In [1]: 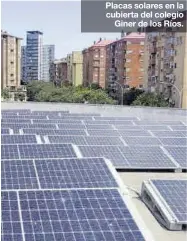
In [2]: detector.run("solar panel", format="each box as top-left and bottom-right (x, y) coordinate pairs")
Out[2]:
(32, 119), (82, 124)
(31, 110), (68, 115)
(141, 179), (187, 230)
(58, 124), (85, 129)
(18, 189), (145, 241)
(85, 124), (114, 130)
(84, 136), (123, 146)
(122, 137), (161, 146)
(87, 129), (120, 136)
(119, 130), (151, 137)
(63, 113), (101, 116)
(48, 136), (87, 145)
(170, 125), (187, 131)
(159, 138), (187, 146)
(2, 123), (57, 130)
(1, 145), (19, 160)
(94, 116), (138, 120)
(2, 123), (30, 129)
(118, 146), (177, 169)
(150, 180), (187, 222)
(164, 146), (187, 168)
(48, 115), (93, 120)
(2, 191), (23, 241)
(78, 145), (130, 167)
(18, 144), (77, 159)
(140, 125), (170, 131)
(2, 109), (30, 114)
(2, 160), (39, 189)
(1, 119), (31, 124)
(35, 157), (118, 189)
(135, 121), (184, 126)
(1, 129), (10, 134)
(22, 128), (87, 136)
(2, 135), (38, 145)
(114, 125), (142, 130)
(150, 131), (185, 137)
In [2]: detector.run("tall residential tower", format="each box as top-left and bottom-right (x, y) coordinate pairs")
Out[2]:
(42, 45), (55, 82)
(26, 31), (43, 82)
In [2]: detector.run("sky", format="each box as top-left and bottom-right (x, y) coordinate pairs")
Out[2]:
(2, 1), (119, 58)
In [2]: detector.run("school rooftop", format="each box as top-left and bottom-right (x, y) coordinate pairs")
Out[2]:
(1, 102), (187, 241)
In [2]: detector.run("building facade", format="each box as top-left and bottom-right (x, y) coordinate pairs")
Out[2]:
(1, 30), (22, 89)
(42, 45), (55, 82)
(49, 58), (67, 85)
(145, 31), (187, 108)
(71, 51), (83, 86)
(106, 33), (145, 90)
(21, 46), (26, 83)
(67, 54), (72, 83)
(26, 31), (43, 82)
(83, 40), (114, 88)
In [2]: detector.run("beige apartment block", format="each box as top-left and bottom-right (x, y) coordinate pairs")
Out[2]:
(145, 31), (187, 108)
(71, 51), (83, 86)
(144, 12), (187, 108)
(67, 54), (72, 83)
(1, 30), (22, 89)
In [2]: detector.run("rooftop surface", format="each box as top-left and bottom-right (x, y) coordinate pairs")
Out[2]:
(1, 102), (187, 241)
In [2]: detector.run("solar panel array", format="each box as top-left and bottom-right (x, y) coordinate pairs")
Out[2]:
(1, 109), (187, 170)
(2, 109), (151, 241)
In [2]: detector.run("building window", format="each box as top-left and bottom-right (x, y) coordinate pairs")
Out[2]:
(10, 61), (14, 64)
(174, 63), (177, 68)
(140, 42), (144, 45)
(10, 49), (14, 52)
(10, 74), (14, 77)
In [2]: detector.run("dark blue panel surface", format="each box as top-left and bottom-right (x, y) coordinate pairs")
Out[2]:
(48, 136), (87, 145)
(1, 145), (19, 160)
(1, 129), (10, 134)
(35, 157), (117, 189)
(2, 135), (37, 144)
(2, 160), (38, 189)
(23, 129), (86, 136)
(18, 144), (76, 159)
(159, 138), (187, 146)
(1, 191), (23, 241)
(19, 189), (145, 241)
(164, 146), (187, 168)
(151, 180), (187, 222)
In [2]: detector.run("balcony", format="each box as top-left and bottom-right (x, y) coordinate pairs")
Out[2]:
(151, 58), (156, 65)
(93, 61), (100, 67)
(151, 46), (157, 54)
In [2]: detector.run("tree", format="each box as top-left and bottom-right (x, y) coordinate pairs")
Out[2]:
(123, 87), (144, 105)
(90, 83), (102, 90)
(1, 88), (10, 100)
(132, 92), (169, 107)
(14, 92), (26, 101)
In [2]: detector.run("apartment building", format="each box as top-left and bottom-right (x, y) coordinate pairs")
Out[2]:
(1, 30), (22, 89)
(71, 51), (83, 86)
(49, 58), (67, 85)
(145, 31), (187, 108)
(144, 11), (187, 108)
(83, 40), (114, 88)
(67, 54), (72, 83)
(42, 45), (55, 82)
(26, 31), (43, 82)
(106, 33), (145, 90)
(21, 46), (26, 83)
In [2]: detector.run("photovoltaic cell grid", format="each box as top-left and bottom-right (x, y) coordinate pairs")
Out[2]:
(1, 129), (10, 134)
(164, 146), (187, 168)
(150, 131), (186, 137)
(119, 130), (151, 137)
(2, 160), (39, 190)
(78, 145), (178, 169)
(2, 123), (57, 129)
(1, 145), (20, 160)
(32, 119), (82, 124)
(2, 135), (38, 145)
(87, 129), (120, 136)
(134, 121), (184, 126)
(22, 129), (87, 136)
(18, 144), (77, 159)
(35, 158), (118, 189)
(48, 136), (88, 145)
(151, 180), (187, 222)
(1, 119), (32, 124)
(1, 191), (23, 241)
(159, 138), (187, 146)
(122, 137), (161, 146)
(118, 146), (178, 169)
(17, 189), (145, 241)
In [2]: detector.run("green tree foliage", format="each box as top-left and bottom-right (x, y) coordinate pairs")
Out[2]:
(132, 92), (169, 107)
(123, 87), (144, 105)
(90, 83), (102, 90)
(14, 92), (25, 101)
(27, 81), (116, 104)
(1, 88), (10, 100)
